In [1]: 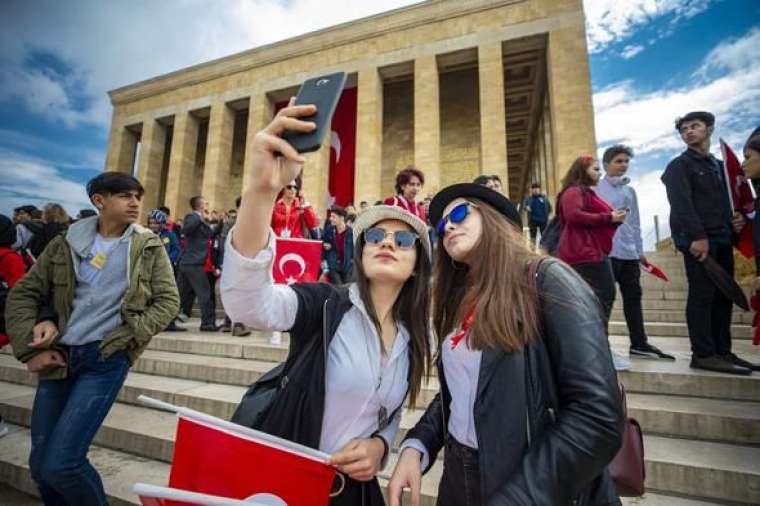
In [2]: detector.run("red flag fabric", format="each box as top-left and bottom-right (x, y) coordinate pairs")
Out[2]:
(640, 261), (670, 283)
(168, 415), (336, 506)
(273, 237), (323, 285)
(275, 87), (357, 208)
(328, 87), (357, 207)
(721, 138), (755, 258)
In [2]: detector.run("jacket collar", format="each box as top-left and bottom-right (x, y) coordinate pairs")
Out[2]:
(65, 216), (152, 259)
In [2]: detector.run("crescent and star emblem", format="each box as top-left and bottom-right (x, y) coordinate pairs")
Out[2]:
(278, 252), (306, 285)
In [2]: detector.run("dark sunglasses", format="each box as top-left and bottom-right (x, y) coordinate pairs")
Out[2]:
(436, 202), (476, 236)
(364, 227), (419, 249)
(285, 185), (298, 190)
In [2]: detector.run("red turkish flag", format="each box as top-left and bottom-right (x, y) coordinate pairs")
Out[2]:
(134, 483), (263, 506)
(273, 237), (323, 285)
(168, 415), (336, 506)
(721, 138), (755, 258)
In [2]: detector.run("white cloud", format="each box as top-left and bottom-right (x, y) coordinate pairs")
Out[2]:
(583, 0), (713, 53)
(0, 0), (422, 130)
(0, 153), (93, 219)
(594, 28), (760, 157)
(630, 169), (671, 249)
(620, 44), (645, 59)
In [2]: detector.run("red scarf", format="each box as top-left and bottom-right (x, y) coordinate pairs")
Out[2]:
(451, 306), (476, 349)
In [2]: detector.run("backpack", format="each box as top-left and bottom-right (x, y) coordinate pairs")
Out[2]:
(539, 216), (561, 256)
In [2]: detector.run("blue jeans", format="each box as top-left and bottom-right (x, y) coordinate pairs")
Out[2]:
(29, 342), (130, 506)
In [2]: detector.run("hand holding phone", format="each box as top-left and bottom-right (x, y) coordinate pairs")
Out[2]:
(282, 72), (347, 153)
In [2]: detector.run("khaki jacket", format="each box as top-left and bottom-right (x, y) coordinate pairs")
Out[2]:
(6, 219), (180, 380)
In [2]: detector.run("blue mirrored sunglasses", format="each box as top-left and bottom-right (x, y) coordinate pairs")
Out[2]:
(364, 227), (419, 249)
(436, 202), (476, 236)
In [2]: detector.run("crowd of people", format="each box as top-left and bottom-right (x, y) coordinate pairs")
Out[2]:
(0, 107), (758, 505)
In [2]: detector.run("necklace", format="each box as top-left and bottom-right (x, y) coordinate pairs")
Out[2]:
(360, 314), (401, 431)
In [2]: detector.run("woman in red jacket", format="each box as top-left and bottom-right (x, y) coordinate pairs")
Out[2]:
(557, 156), (626, 341)
(271, 179), (319, 238)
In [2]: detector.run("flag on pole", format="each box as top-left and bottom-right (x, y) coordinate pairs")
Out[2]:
(273, 237), (323, 285)
(134, 483), (273, 506)
(720, 138), (755, 258)
(136, 396), (337, 506)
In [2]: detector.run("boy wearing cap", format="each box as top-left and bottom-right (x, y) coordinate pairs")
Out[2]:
(5, 172), (179, 504)
(662, 111), (757, 375)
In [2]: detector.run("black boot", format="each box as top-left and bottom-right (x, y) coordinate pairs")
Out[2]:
(690, 355), (751, 375)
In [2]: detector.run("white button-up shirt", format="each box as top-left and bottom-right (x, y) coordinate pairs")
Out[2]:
(220, 229), (407, 459)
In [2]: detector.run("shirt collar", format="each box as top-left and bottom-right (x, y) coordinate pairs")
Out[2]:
(348, 283), (411, 348)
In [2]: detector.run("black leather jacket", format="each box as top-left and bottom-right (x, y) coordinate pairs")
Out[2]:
(405, 260), (624, 505)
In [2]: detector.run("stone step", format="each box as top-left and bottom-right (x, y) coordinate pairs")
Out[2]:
(609, 320), (754, 340)
(615, 299), (749, 312)
(0, 424), (727, 506)
(611, 308), (756, 325)
(4, 384), (758, 505)
(0, 424), (168, 506)
(608, 335), (760, 357)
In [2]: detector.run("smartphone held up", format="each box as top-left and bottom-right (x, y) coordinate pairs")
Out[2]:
(282, 72), (347, 153)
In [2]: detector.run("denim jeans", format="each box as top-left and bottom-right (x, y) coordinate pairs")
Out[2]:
(437, 436), (482, 506)
(29, 342), (130, 506)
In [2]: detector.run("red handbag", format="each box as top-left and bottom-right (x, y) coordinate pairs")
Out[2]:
(608, 384), (646, 496)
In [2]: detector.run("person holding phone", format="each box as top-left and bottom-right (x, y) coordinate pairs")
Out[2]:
(387, 183), (623, 506)
(596, 145), (675, 361)
(556, 155), (628, 370)
(221, 99), (434, 505)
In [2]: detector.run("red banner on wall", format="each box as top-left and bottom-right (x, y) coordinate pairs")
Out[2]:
(275, 87), (357, 208)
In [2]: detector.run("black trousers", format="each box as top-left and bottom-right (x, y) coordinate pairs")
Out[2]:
(610, 258), (648, 348)
(572, 259), (616, 335)
(437, 437), (482, 506)
(682, 243), (734, 358)
(528, 219), (547, 243)
(178, 264), (215, 327)
(329, 475), (384, 506)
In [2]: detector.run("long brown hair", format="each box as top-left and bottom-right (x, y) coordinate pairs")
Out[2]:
(353, 227), (432, 408)
(560, 155), (597, 192)
(432, 198), (543, 352)
(43, 203), (69, 225)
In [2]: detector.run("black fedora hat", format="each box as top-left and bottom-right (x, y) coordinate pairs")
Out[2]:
(429, 183), (521, 230)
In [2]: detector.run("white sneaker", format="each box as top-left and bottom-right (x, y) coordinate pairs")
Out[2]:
(612, 351), (632, 371)
(269, 331), (282, 346)
(176, 312), (190, 323)
(0, 419), (9, 438)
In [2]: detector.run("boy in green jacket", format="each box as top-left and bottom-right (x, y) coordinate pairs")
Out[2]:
(6, 172), (179, 505)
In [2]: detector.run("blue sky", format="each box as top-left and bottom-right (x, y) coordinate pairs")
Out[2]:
(1, 0), (758, 246)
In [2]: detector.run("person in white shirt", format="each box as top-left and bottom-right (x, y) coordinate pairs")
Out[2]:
(220, 99), (433, 506)
(596, 145), (675, 362)
(387, 183), (624, 506)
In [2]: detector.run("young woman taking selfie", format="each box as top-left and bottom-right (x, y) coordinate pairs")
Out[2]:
(387, 183), (624, 506)
(220, 99), (433, 505)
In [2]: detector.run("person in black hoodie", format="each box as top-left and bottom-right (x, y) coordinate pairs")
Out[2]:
(661, 112), (756, 375)
(388, 183), (624, 506)
(220, 99), (433, 505)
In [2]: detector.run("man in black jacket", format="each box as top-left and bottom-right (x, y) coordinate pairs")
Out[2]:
(662, 111), (757, 375)
(178, 195), (218, 331)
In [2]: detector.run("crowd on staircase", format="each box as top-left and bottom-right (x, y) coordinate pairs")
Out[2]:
(0, 108), (759, 505)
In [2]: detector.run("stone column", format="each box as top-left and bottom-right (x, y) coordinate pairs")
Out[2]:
(105, 116), (138, 174)
(414, 55), (441, 193)
(546, 20), (597, 189)
(543, 100), (558, 198)
(478, 42), (509, 194)
(242, 93), (273, 192)
(301, 135), (331, 221)
(135, 118), (167, 219)
(202, 102), (235, 212)
(354, 67), (384, 205)
(165, 111), (199, 219)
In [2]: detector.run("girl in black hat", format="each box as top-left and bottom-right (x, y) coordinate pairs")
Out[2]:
(388, 183), (624, 505)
